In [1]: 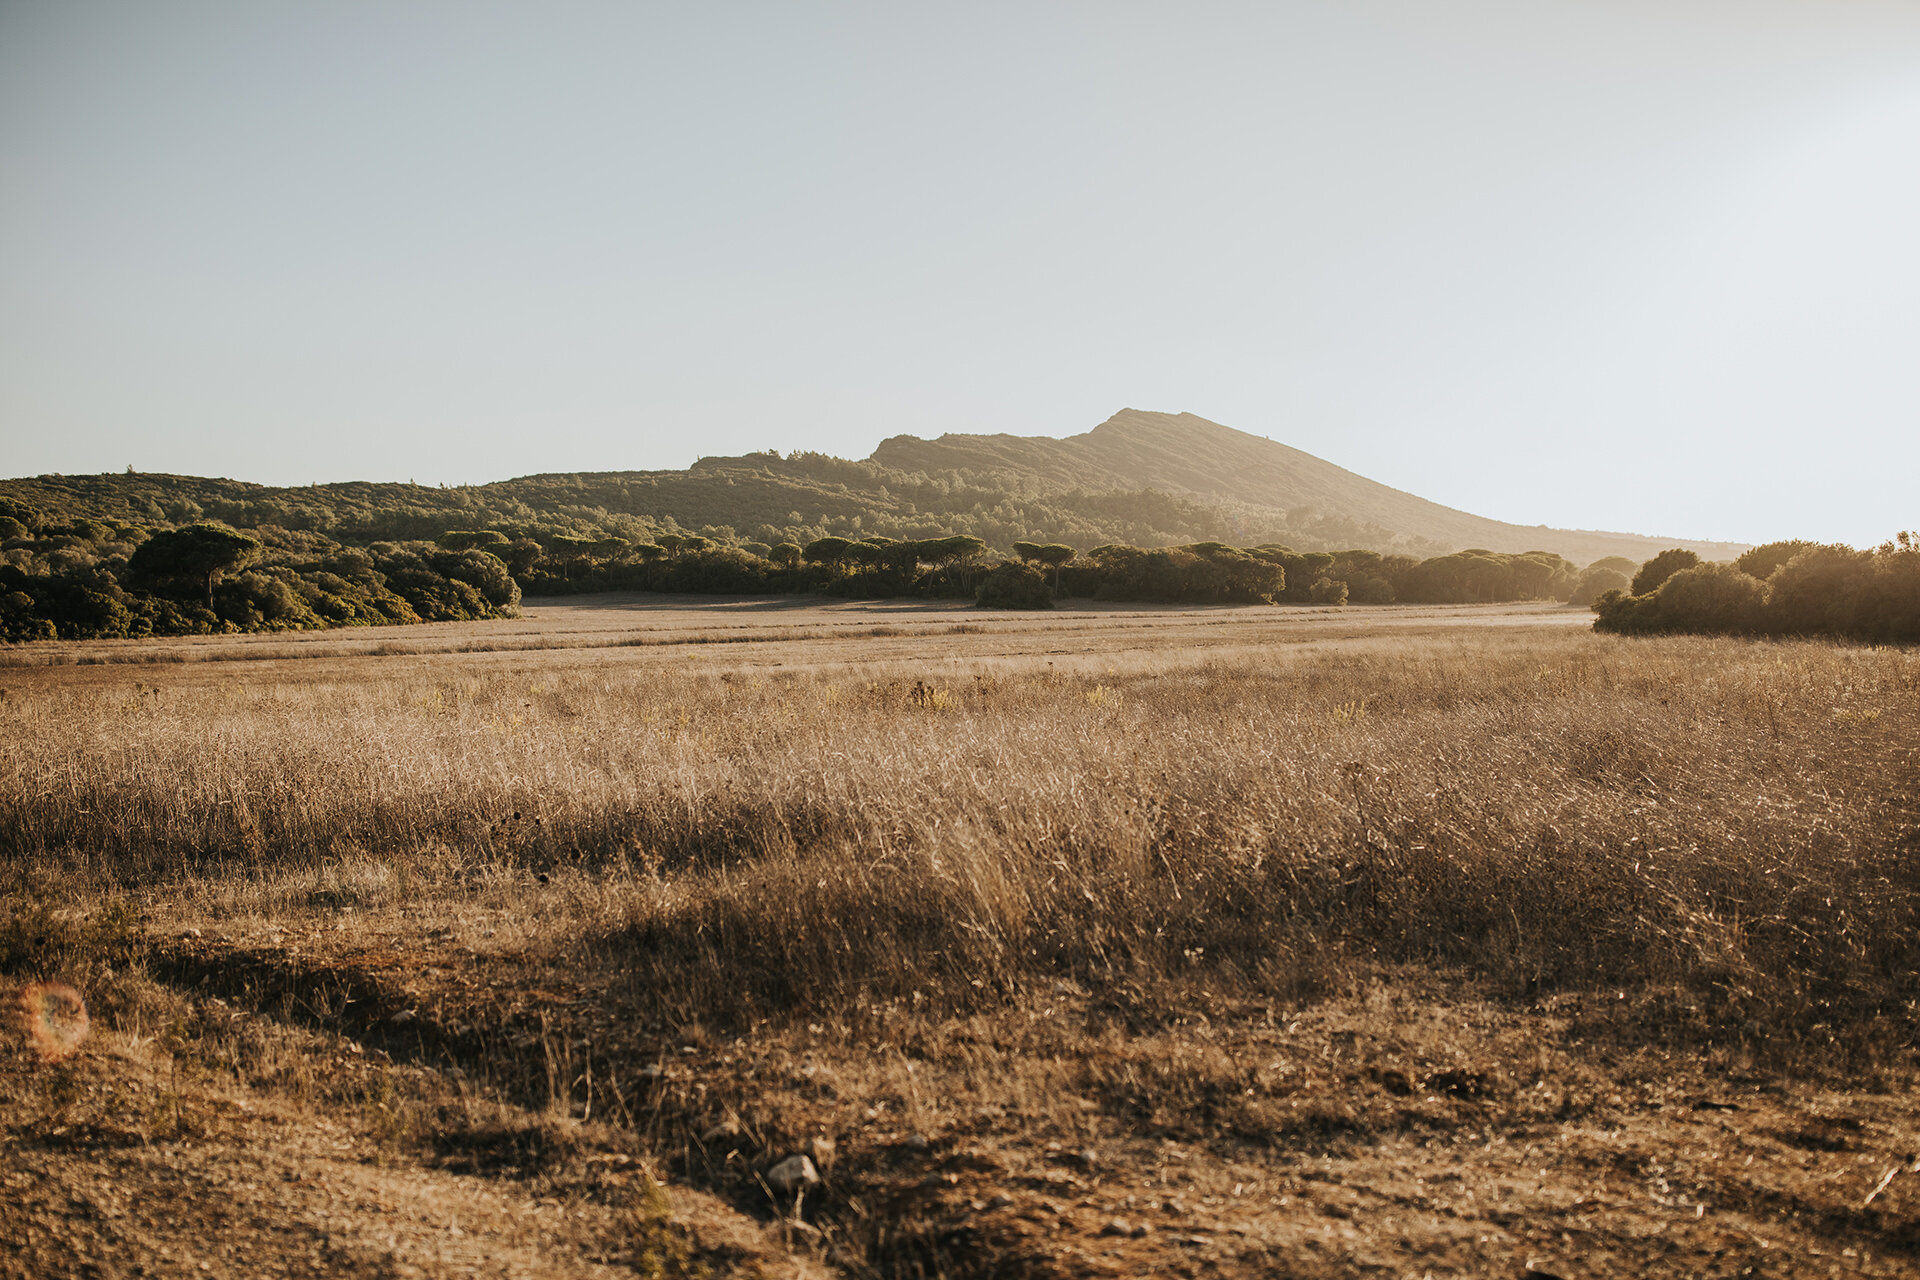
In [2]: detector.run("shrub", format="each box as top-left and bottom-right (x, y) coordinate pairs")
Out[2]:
(1646, 563), (1768, 634)
(1568, 566), (1630, 608)
(977, 561), (1054, 609)
(1308, 576), (1349, 606)
(1630, 548), (1701, 596)
(1735, 540), (1819, 581)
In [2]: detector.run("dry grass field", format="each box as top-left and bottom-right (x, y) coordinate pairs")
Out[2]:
(4, 595), (1919, 1279)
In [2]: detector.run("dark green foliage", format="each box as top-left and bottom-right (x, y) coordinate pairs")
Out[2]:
(1392, 549), (1574, 604)
(0, 497), (41, 532)
(0, 516), (515, 641)
(1595, 534), (1920, 643)
(1735, 540), (1821, 581)
(128, 522), (261, 607)
(976, 561), (1054, 609)
(802, 536), (855, 566)
(1594, 563), (1768, 636)
(1308, 576), (1349, 605)
(1567, 565), (1631, 607)
(1630, 548), (1702, 596)
(437, 529), (510, 552)
(1085, 543), (1282, 604)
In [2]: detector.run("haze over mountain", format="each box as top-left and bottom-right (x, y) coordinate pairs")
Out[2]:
(3, 408), (1745, 566)
(871, 409), (1746, 565)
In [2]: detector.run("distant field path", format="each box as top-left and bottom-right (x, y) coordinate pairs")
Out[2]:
(1, 595), (1591, 681)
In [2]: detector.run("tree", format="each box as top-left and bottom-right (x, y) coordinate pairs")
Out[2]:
(1735, 540), (1819, 581)
(128, 523), (261, 609)
(768, 542), (803, 570)
(803, 536), (855, 568)
(1631, 548), (1701, 597)
(1031, 544), (1076, 598)
(977, 561), (1053, 609)
(1308, 576), (1349, 605)
(437, 529), (509, 552)
(1568, 565), (1630, 608)
(917, 535), (989, 594)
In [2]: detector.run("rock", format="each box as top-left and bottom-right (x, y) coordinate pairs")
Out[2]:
(904, 1133), (930, 1152)
(388, 1009), (417, 1025)
(765, 1154), (820, 1196)
(986, 1193), (1014, 1210)
(807, 1135), (836, 1169)
(1131, 1222), (1152, 1238)
(1099, 1217), (1132, 1237)
(1379, 1068), (1413, 1096)
(1075, 1148), (1099, 1169)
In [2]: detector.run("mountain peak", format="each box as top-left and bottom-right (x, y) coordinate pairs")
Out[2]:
(870, 408), (1744, 563)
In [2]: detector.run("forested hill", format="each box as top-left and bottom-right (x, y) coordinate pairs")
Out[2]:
(1, 408), (1744, 562)
(874, 409), (1747, 565)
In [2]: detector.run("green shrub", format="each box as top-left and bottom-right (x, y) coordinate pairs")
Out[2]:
(977, 561), (1054, 609)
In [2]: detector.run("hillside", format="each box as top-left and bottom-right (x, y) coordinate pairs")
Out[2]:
(874, 409), (1748, 564)
(1, 408), (1746, 563)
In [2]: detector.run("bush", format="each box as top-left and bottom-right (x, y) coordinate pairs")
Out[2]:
(977, 561), (1054, 609)
(1630, 548), (1701, 596)
(1647, 563), (1768, 634)
(1308, 576), (1349, 606)
(1568, 566), (1631, 608)
(1735, 540), (1819, 581)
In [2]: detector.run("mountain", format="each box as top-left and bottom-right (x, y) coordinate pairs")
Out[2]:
(873, 408), (1747, 565)
(2, 408), (1746, 564)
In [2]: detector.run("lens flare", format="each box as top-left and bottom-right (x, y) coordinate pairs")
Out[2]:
(17, 982), (90, 1062)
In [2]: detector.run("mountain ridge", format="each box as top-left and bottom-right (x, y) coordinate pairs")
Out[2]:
(871, 408), (1746, 564)
(2, 408), (1748, 565)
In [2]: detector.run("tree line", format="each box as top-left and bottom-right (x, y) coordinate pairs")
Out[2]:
(437, 530), (1594, 610)
(0, 500), (519, 642)
(5, 488), (1630, 640)
(1591, 536), (1920, 643)
(0, 455), (1453, 572)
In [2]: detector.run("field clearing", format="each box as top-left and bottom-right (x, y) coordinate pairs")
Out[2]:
(0, 594), (1585, 675)
(4, 598), (1919, 1279)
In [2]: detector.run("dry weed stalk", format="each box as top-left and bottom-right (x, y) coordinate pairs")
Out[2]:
(3, 629), (1917, 1059)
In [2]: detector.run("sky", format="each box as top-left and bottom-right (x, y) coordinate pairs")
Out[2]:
(3, 1), (1918, 547)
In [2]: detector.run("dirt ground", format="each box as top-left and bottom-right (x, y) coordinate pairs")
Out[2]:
(9, 930), (1919, 1279)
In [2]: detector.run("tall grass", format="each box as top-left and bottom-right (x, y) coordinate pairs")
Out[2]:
(5, 630), (1917, 1059)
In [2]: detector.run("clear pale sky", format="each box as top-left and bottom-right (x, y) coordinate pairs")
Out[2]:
(3, 2), (1917, 546)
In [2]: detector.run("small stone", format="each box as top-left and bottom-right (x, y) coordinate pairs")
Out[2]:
(388, 1009), (417, 1025)
(700, 1118), (742, 1146)
(1076, 1148), (1099, 1169)
(765, 1154), (820, 1195)
(1379, 1068), (1413, 1096)
(986, 1193), (1014, 1210)
(1130, 1222), (1152, 1238)
(807, 1135), (837, 1169)
(1099, 1217), (1132, 1237)
(904, 1133), (930, 1152)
